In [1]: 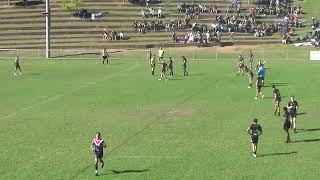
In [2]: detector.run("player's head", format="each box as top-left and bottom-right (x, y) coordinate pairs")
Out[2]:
(253, 118), (258, 123)
(104, 48), (106, 51)
(96, 132), (101, 139)
(272, 85), (275, 89)
(283, 107), (288, 111)
(290, 96), (294, 101)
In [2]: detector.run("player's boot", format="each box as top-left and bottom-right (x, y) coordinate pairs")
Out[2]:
(101, 162), (104, 168)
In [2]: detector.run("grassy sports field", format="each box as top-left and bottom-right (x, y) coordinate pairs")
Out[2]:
(0, 55), (320, 179)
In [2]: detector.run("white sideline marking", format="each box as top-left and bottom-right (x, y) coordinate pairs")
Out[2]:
(0, 64), (139, 121)
(118, 155), (181, 159)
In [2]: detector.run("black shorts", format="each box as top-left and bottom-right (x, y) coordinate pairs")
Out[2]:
(95, 152), (103, 159)
(283, 121), (291, 131)
(290, 112), (297, 118)
(251, 135), (259, 144)
(257, 85), (262, 90)
(15, 65), (21, 69)
(102, 56), (108, 60)
(275, 97), (281, 103)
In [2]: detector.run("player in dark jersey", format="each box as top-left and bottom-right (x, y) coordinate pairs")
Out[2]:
(246, 118), (263, 157)
(245, 66), (254, 88)
(248, 50), (254, 70)
(272, 85), (281, 116)
(101, 48), (109, 64)
(159, 60), (167, 80)
(182, 56), (188, 76)
(283, 107), (291, 143)
(287, 96), (299, 133)
(168, 57), (174, 77)
(255, 76), (264, 99)
(91, 132), (106, 176)
(14, 56), (22, 76)
(237, 55), (245, 76)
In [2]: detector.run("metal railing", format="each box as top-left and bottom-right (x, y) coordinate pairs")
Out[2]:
(0, 47), (313, 61)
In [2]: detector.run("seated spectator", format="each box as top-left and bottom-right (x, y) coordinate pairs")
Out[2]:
(119, 32), (124, 40)
(91, 12), (103, 21)
(102, 29), (109, 40)
(140, 9), (147, 18)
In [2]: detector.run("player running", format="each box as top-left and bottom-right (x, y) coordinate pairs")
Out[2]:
(101, 48), (110, 64)
(287, 96), (299, 133)
(246, 118), (263, 158)
(245, 66), (254, 88)
(91, 132), (106, 176)
(248, 50), (254, 70)
(237, 55), (245, 76)
(168, 57), (174, 77)
(159, 60), (167, 80)
(150, 54), (156, 75)
(255, 76), (264, 99)
(158, 47), (164, 62)
(14, 56), (22, 76)
(182, 56), (188, 76)
(272, 85), (281, 116)
(283, 107), (291, 143)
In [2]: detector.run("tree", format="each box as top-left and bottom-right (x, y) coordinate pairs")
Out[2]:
(59, 0), (81, 11)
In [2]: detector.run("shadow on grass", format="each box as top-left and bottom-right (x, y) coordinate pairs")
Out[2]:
(297, 128), (320, 133)
(53, 52), (100, 58)
(24, 73), (41, 76)
(190, 73), (206, 76)
(169, 78), (184, 81)
(110, 169), (149, 174)
(297, 112), (307, 116)
(292, 139), (320, 143)
(260, 151), (297, 157)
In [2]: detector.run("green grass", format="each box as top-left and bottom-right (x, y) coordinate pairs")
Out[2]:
(0, 57), (320, 179)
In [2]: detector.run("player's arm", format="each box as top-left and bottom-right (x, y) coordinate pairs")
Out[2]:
(246, 127), (252, 135)
(258, 128), (263, 136)
(295, 101), (298, 110)
(262, 60), (268, 65)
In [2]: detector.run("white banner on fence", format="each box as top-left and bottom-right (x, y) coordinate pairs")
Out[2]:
(310, 51), (320, 60)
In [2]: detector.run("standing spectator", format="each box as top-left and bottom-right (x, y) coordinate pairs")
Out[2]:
(172, 31), (177, 42)
(158, 8), (163, 18)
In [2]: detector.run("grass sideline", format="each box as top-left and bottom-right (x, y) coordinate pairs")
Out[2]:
(0, 58), (320, 179)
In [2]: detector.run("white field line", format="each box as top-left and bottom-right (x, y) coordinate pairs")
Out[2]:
(118, 155), (181, 159)
(0, 63), (139, 121)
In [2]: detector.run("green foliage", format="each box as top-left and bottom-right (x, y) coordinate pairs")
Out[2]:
(59, 0), (81, 11)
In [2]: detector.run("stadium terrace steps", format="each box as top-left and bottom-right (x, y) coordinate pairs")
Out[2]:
(0, 0), (299, 50)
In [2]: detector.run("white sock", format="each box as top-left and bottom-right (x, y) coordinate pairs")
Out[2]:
(95, 170), (98, 174)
